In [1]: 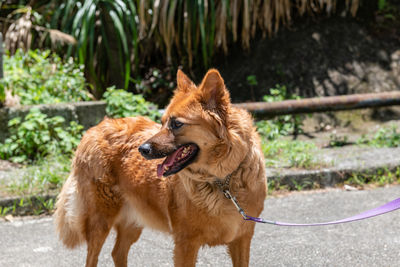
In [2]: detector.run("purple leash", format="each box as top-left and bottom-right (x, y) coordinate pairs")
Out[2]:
(223, 190), (400, 227)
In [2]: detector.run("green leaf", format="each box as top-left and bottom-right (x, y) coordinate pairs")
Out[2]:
(108, 10), (128, 55)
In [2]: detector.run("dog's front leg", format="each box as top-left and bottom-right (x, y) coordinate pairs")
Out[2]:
(227, 233), (254, 267)
(173, 238), (201, 267)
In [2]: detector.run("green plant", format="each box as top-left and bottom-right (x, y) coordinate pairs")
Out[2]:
(379, 0), (387, 10)
(357, 125), (400, 148)
(328, 133), (349, 147)
(6, 155), (70, 196)
(47, 0), (141, 93)
(246, 75), (258, 86)
(0, 81), (4, 104)
(0, 206), (11, 216)
(3, 1), (362, 98)
(261, 139), (317, 168)
(267, 179), (278, 195)
(263, 84), (288, 103)
(375, 0), (400, 23)
(0, 195), (58, 216)
(255, 85), (316, 169)
(291, 178), (316, 191)
(16, 0), (359, 95)
(356, 134), (368, 146)
(345, 173), (366, 187)
(43, 198), (54, 211)
(133, 67), (176, 96)
(0, 49), (91, 105)
(257, 85), (305, 138)
(267, 179), (291, 195)
(246, 74), (258, 100)
(34, 196), (55, 215)
(371, 125), (400, 147)
(257, 120), (285, 141)
(0, 108), (84, 163)
(257, 117), (303, 141)
(345, 168), (400, 188)
(104, 87), (161, 121)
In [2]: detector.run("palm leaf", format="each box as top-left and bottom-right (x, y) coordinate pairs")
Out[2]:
(108, 10), (128, 55)
(198, 0), (208, 67)
(39, 0), (362, 96)
(149, 0), (161, 37)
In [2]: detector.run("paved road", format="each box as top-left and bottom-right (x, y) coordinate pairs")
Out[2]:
(1, 186), (400, 267)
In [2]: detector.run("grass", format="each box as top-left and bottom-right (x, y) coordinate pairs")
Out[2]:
(0, 155), (69, 216)
(0, 195), (56, 216)
(267, 178), (320, 195)
(344, 167), (400, 188)
(4, 155), (70, 197)
(261, 138), (319, 169)
(255, 84), (319, 169)
(357, 125), (400, 148)
(328, 133), (350, 147)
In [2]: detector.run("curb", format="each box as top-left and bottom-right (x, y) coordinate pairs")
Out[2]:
(267, 146), (400, 189)
(268, 162), (400, 190)
(2, 159), (400, 216)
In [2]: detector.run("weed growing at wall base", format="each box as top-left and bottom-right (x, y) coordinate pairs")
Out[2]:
(0, 195), (57, 216)
(345, 167), (400, 188)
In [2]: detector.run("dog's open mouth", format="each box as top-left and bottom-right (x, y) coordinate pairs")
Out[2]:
(157, 143), (199, 177)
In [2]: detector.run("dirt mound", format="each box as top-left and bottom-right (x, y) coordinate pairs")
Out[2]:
(215, 15), (400, 103)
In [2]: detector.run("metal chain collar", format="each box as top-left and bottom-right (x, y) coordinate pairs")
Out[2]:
(214, 174), (232, 199)
(214, 173), (248, 219)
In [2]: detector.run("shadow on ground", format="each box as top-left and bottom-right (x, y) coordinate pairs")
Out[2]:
(214, 13), (400, 102)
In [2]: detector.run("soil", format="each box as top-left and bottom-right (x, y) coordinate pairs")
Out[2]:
(293, 106), (400, 146)
(0, 159), (20, 171)
(146, 2), (400, 106)
(211, 4), (400, 103)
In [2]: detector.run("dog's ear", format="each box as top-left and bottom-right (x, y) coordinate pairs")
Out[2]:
(177, 69), (195, 92)
(199, 69), (230, 116)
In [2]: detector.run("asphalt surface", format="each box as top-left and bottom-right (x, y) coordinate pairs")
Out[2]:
(1, 186), (400, 267)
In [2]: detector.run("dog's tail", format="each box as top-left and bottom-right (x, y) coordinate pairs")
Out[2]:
(54, 174), (85, 248)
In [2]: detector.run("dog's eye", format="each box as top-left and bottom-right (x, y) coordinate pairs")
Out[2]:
(170, 119), (184, 130)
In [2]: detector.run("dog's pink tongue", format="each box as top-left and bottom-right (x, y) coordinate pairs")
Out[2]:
(156, 147), (183, 177)
(157, 164), (164, 177)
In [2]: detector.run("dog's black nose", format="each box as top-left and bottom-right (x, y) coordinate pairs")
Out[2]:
(139, 143), (152, 158)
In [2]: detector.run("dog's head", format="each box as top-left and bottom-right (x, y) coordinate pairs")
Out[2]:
(139, 69), (237, 178)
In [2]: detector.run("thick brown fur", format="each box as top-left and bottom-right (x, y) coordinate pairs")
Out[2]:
(54, 69), (267, 267)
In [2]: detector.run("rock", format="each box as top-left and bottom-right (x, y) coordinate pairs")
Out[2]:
(344, 184), (358, 191)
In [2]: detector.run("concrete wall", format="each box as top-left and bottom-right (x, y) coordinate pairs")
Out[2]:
(0, 101), (107, 142)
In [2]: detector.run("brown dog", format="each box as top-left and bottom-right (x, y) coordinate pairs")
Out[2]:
(54, 69), (267, 267)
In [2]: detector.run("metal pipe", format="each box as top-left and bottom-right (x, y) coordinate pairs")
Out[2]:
(233, 91), (400, 118)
